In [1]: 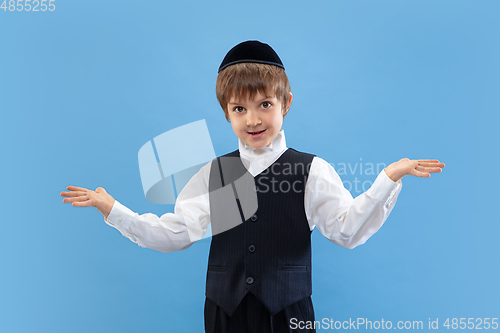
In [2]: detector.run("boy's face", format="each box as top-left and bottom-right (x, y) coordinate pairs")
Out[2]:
(227, 91), (292, 149)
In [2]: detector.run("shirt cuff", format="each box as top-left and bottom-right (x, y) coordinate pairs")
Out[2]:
(104, 200), (132, 234)
(366, 169), (403, 208)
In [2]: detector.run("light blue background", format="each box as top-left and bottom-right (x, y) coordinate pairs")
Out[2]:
(1, 0), (498, 332)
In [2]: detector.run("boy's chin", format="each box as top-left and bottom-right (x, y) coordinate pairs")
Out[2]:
(245, 140), (271, 149)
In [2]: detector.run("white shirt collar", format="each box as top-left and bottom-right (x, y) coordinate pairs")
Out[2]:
(237, 129), (288, 177)
(238, 129), (287, 158)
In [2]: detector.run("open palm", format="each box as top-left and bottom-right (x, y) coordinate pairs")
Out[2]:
(385, 158), (445, 182)
(60, 186), (115, 219)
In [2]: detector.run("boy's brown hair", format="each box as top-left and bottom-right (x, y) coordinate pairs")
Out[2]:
(216, 63), (291, 122)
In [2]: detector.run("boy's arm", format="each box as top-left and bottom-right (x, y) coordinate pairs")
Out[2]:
(62, 162), (212, 253)
(103, 161), (212, 253)
(305, 157), (402, 249)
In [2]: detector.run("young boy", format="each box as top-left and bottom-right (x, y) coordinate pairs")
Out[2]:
(61, 40), (445, 333)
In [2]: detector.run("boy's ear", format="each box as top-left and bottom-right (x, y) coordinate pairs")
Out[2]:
(283, 92), (293, 116)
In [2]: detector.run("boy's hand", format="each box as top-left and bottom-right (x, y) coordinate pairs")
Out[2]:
(384, 158), (445, 183)
(60, 186), (115, 219)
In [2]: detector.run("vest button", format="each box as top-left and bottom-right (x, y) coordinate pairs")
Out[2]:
(248, 245), (255, 253)
(250, 214), (258, 222)
(246, 277), (254, 285)
(254, 186), (259, 192)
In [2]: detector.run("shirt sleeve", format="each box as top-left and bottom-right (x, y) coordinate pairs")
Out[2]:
(305, 156), (402, 249)
(104, 161), (212, 253)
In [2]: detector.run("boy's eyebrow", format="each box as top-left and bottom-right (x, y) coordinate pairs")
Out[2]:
(228, 96), (276, 105)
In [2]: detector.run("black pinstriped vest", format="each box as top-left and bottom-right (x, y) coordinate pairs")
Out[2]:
(206, 148), (316, 316)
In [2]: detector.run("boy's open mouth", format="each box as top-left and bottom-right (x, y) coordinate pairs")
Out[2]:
(248, 129), (266, 135)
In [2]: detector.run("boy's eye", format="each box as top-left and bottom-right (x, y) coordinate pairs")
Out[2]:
(261, 102), (272, 109)
(234, 106), (245, 113)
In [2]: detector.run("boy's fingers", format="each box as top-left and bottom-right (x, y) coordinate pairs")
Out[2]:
(61, 191), (87, 197)
(417, 161), (445, 167)
(71, 200), (91, 207)
(417, 160), (445, 166)
(412, 169), (431, 178)
(416, 163), (441, 169)
(63, 196), (89, 203)
(416, 166), (442, 173)
(66, 186), (89, 191)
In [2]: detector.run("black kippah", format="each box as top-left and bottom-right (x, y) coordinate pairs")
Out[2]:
(218, 40), (285, 73)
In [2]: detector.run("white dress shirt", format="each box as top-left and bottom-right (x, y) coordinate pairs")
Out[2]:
(105, 130), (402, 252)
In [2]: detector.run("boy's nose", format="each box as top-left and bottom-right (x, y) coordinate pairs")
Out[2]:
(246, 113), (262, 127)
